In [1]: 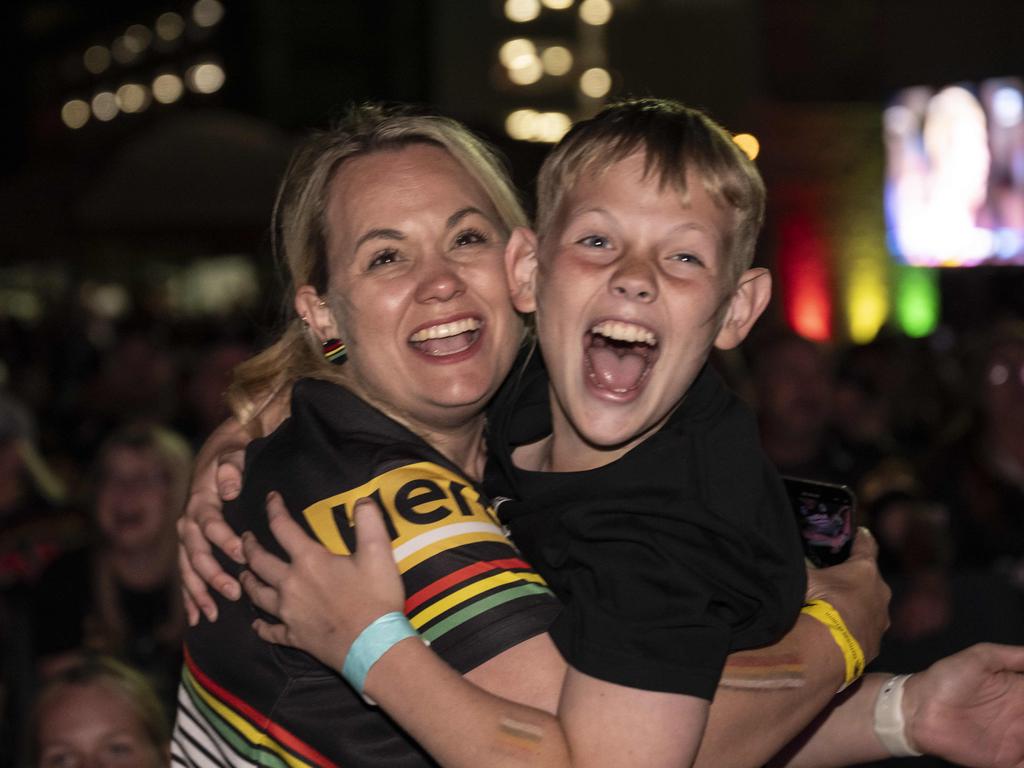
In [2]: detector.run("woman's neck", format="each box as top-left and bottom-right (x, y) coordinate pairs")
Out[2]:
(415, 416), (489, 481)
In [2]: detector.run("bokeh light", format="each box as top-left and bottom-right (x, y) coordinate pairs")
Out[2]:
(192, 0), (225, 28)
(579, 0), (613, 25)
(579, 67), (611, 98)
(90, 91), (118, 122)
(61, 99), (90, 129)
(505, 0), (541, 23)
(116, 83), (151, 113)
(541, 0), (574, 8)
(83, 45), (110, 75)
(541, 46), (573, 76)
(508, 56), (543, 85)
(124, 24), (153, 54)
(156, 12), (186, 41)
(505, 109), (571, 142)
(499, 38), (536, 68)
(732, 133), (760, 160)
(186, 62), (226, 94)
(152, 73), (185, 104)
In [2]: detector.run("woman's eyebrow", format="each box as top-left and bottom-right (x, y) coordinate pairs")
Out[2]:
(446, 206), (486, 229)
(354, 227), (405, 249)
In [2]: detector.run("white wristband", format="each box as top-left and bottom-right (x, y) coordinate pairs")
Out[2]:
(873, 674), (923, 757)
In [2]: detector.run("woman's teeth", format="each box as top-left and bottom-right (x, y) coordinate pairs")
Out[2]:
(409, 317), (481, 343)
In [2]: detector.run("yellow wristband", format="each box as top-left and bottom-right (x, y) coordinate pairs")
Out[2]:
(801, 599), (865, 691)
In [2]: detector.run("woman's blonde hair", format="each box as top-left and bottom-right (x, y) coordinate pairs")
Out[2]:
(228, 104), (528, 423)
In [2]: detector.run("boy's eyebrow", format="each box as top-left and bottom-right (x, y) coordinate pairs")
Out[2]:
(355, 228), (405, 249)
(446, 206), (487, 229)
(568, 207), (716, 235)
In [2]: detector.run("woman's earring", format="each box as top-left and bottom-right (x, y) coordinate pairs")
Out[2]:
(322, 338), (347, 364)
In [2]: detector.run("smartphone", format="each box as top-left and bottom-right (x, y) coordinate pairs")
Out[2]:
(783, 477), (856, 568)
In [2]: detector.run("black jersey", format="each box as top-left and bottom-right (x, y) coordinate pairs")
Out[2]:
(486, 351), (806, 700)
(173, 379), (559, 768)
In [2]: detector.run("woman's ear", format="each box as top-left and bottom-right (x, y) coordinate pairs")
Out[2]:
(714, 268), (772, 350)
(505, 227), (539, 313)
(294, 286), (340, 343)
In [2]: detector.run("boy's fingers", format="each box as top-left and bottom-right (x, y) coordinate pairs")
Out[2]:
(353, 498), (393, 559)
(182, 586), (200, 627)
(240, 571), (280, 616)
(215, 450), (245, 500)
(242, 531), (288, 587)
(199, 515), (245, 565)
(265, 492), (315, 558)
(252, 618), (292, 648)
(850, 526), (878, 560)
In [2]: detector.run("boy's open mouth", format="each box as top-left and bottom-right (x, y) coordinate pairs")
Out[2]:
(409, 317), (482, 356)
(584, 320), (659, 393)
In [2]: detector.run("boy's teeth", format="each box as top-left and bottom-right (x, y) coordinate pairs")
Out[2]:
(590, 321), (657, 346)
(409, 318), (481, 343)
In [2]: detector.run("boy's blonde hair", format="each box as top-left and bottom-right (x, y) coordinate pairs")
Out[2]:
(228, 104), (529, 423)
(536, 98), (766, 285)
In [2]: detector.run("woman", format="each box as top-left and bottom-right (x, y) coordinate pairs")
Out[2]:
(32, 423), (191, 713)
(177, 104), (1024, 767)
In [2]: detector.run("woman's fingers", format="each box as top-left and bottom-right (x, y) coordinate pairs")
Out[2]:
(242, 531), (289, 587)
(240, 570), (280, 617)
(353, 498), (395, 562)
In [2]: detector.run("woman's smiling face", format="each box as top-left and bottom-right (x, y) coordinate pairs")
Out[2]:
(314, 143), (523, 435)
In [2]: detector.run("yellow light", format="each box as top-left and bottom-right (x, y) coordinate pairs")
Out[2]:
(498, 38), (536, 68)
(843, 236), (890, 344)
(116, 83), (150, 113)
(156, 12), (185, 41)
(505, 0), (541, 23)
(61, 99), (90, 129)
(193, 0), (225, 28)
(541, 0), (574, 8)
(124, 24), (152, 54)
(541, 46), (573, 76)
(187, 62), (226, 94)
(83, 45), (110, 75)
(505, 109), (571, 142)
(152, 73), (184, 104)
(111, 36), (136, 65)
(579, 67), (611, 98)
(508, 56), (543, 85)
(90, 91), (118, 122)
(732, 133), (760, 161)
(579, 0), (613, 25)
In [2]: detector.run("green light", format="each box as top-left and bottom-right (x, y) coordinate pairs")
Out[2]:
(895, 266), (939, 338)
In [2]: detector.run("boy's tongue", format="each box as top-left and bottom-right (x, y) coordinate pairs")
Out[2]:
(588, 344), (648, 391)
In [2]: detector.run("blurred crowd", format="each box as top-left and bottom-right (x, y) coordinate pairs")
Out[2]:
(2, 299), (1023, 766)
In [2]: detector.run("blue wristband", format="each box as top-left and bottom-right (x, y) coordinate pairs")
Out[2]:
(341, 612), (419, 694)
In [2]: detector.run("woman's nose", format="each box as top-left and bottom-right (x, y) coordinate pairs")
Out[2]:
(416, 258), (467, 303)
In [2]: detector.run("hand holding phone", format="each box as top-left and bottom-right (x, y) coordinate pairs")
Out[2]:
(783, 476), (856, 568)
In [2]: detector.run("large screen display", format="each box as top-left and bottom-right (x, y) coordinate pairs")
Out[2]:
(884, 77), (1024, 267)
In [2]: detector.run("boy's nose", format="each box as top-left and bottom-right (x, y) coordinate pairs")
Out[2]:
(610, 259), (657, 302)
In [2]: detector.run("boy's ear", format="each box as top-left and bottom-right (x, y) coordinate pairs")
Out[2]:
(505, 227), (539, 313)
(294, 285), (341, 343)
(714, 268), (772, 350)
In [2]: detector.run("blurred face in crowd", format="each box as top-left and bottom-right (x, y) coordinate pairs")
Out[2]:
(94, 447), (171, 553)
(299, 144), (523, 437)
(36, 681), (167, 768)
(984, 338), (1024, 437)
(754, 336), (833, 438)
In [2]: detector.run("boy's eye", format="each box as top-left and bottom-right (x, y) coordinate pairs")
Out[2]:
(669, 252), (704, 266)
(367, 249), (399, 269)
(453, 228), (488, 247)
(578, 234), (611, 248)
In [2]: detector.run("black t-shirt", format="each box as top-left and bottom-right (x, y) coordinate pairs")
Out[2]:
(486, 351), (807, 699)
(174, 379), (560, 768)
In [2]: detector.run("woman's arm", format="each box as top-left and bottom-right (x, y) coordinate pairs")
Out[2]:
(244, 496), (710, 768)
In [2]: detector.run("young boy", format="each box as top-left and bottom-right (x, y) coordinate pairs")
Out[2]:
(241, 98), (811, 767)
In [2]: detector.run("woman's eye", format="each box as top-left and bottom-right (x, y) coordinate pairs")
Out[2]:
(367, 249), (398, 269)
(453, 228), (487, 247)
(578, 234), (610, 248)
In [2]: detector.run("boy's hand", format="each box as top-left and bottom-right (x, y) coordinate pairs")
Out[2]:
(242, 494), (406, 672)
(805, 528), (890, 664)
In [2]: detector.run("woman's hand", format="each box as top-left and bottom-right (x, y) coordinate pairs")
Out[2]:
(177, 417), (251, 625)
(241, 492), (406, 672)
(804, 528), (890, 664)
(905, 643), (1024, 767)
